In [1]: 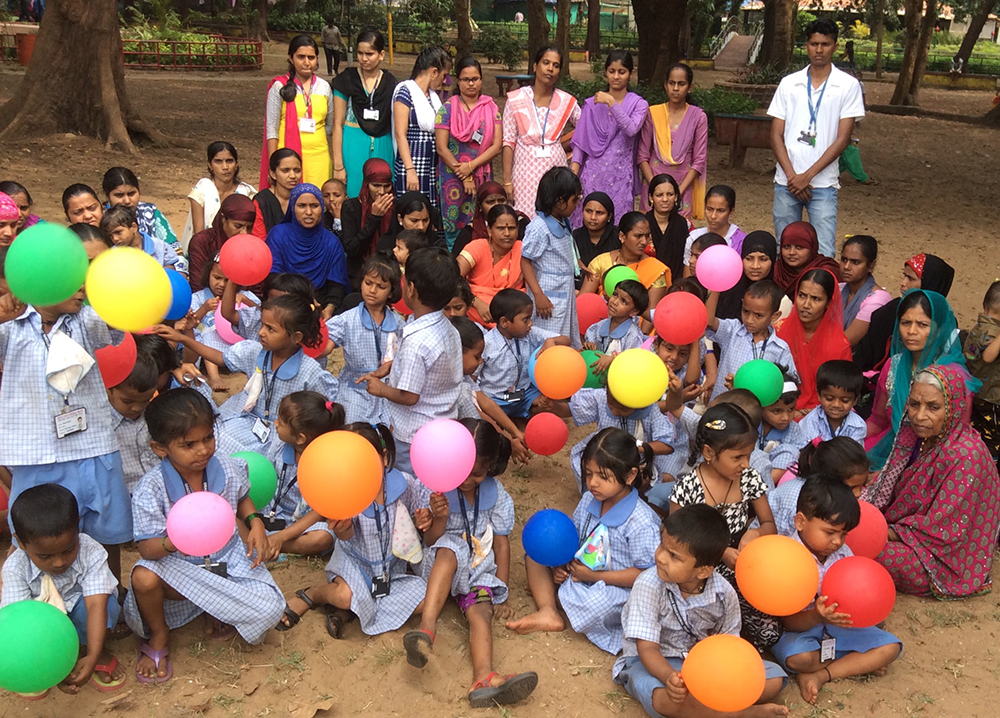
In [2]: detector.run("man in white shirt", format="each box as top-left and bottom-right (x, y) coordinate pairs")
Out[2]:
(768, 19), (865, 258)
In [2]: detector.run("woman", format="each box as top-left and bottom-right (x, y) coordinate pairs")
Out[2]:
(776, 268), (851, 413)
(375, 192), (441, 254)
(773, 221), (842, 299)
(252, 149), (303, 239)
(569, 50), (648, 223)
(457, 204), (524, 327)
(580, 211), (669, 310)
(188, 194), (258, 292)
(263, 35), (333, 189)
(864, 364), (1000, 598)
(840, 234), (891, 347)
(451, 181), (528, 259)
(638, 63), (708, 219)
(266, 183), (349, 316)
(573, 191), (619, 271)
(340, 158), (394, 289)
(332, 30), (397, 197)
(435, 56), (502, 249)
(502, 46), (581, 220)
(101, 168), (178, 253)
(716, 230), (777, 321)
(182, 141), (256, 251)
(866, 290), (972, 470)
(0, 181), (40, 234)
(644, 173), (689, 282)
(62, 184), (104, 227)
(393, 46), (450, 207)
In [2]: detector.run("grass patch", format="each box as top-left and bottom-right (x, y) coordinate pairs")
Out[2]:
(278, 650), (306, 673)
(374, 644), (405, 667)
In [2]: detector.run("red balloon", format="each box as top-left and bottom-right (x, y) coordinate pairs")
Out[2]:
(845, 501), (888, 559)
(302, 319), (330, 359)
(219, 234), (273, 286)
(654, 292), (708, 346)
(821, 556), (896, 628)
(576, 293), (608, 334)
(393, 278), (412, 316)
(524, 412), (568, 455)
(95, 332), (137, 389)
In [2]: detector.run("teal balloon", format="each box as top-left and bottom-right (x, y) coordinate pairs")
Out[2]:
(580, 349), (606, 388)
(603, 265), (640, 298)
(0, 600), (78, 693)
(5, 224), (88, 307)
(233, 451), (279, 510)
(733, 359), (785, 407)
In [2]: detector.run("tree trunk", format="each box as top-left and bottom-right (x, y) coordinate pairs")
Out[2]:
(586, 0), (601, 57)
(891, 0), (931, 105)
(455, 0), (474, 58)
(875, 0), (885, 77)
(526, 0), (551, 72)
(758, 0), (795, 69)
(633, 0), (688, 84)
(556, 0), (572, 77)
(907, 0), (938, 98)
(252, 0), (270, 41)
(678, 2), (693, 58)
(956, 0), (998, 68)
(283, 0), (299, 14)
(0, 0), (187, 154)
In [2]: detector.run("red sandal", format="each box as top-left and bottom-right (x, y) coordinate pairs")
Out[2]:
(468, 670), (538, 708)
(91, 655), (127, 692)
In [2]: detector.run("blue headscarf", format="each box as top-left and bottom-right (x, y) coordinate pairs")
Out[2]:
(265, 183), (349, 291)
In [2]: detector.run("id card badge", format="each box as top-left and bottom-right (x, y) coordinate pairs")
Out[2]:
(363, 108), (380, 121)
(251, 417), (271, 444)
(55, 407), (87, 439)
(533, 144), (551, 158)
(500, 388), (526, 404)
(261, 515), (287, 531)
(471, 127), (484, 144)
(798, 129), (816, 147)
(371, 575), (390, 598)
(820, 634), (837, 662)
(201, 561), (228, 578)
(298, 117), (316, 134)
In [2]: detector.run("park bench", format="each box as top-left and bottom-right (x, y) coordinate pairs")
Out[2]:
(495, 73), (534, 96)
(714, 114), (773, 169)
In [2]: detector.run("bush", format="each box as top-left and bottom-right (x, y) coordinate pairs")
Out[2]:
(472, 26), (522, 70)
(931, 30), (964, 47)
(847, 20), (870, 39)
(732, 64), (786, 85)
(795, 12), (817, 41)
(266, 11), (326, 32)
(122, 6), (259, 68)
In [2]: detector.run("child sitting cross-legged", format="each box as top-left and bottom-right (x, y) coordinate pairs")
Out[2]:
(583, 278), (649, 374)
(773, 475), (901, 705)
(613, 504), (788, 718)
(798, 360), (866, 445)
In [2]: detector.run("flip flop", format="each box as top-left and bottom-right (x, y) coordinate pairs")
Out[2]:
(135, 642), (172, 684)
(16, 689), (49, 701)
(468, 671), (539, 708)
(90, 656), (127, 692)
(323, 607), (355, 639)
(403, 629), (434, 668)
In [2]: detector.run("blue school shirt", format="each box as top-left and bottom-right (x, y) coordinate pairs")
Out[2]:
(140, 231), (188, 275)
(584, 317), (646, 356)
(798, 406), (866, 445)
(761, 419), (808, 471)
(479, 326), (554, 398)
(705, 318), (798, 404)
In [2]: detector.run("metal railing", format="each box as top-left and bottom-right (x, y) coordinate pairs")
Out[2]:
(709, 16), (738, 59)
(122, 36), (262, 71)
(748, 21), (764, 65)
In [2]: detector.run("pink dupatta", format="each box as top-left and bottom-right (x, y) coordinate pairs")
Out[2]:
(505, 86), (577, 147)
(446, 94), (498, 148)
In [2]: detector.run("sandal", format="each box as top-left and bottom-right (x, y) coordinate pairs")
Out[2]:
(135, 642), (172, 684)
(90, 656), (127, 692)
(468, 671), (538, 708)
(16, 689), (49, 701)
(275, 588), (317, 632)
(403, 629), (434, 668)
(205, 616), (237, 641)
(324, 607), (355, 639)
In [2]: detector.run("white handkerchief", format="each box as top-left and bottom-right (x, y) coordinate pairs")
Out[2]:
(36, 574), (68, 613)
(45, 330), (95, 395)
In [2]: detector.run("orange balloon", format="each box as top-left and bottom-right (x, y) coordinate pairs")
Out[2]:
(735, 534), (820, 616)
(682, 635), (765, 712)
(534, 346), (587, 400)
(297, 431), (382, 520)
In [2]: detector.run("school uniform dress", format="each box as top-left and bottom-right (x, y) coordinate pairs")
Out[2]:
(479, 326), (554, 418)
(798, 406), (867, 445)
(753, 476), (807, 536)
(559, 489), (660, 654)
(324, 469), (431, 634)
(584, 317), (645, 357)
(235, 304), (264, 341)
(264, 442), (334, 540)
(761, 420), (808, 472)
(420, 477), (514, 605)
(0, 305), (132, 545)
(110, 405), (158, 494)
(705, 319), (798, 405)
(455, 375), (483, 420)
(124, 457), (286, 645)
(326, 304), (403, 425)
(191, 288), (260, 353)
(140, 231), (188, 276)
(521, 213), (583, 350)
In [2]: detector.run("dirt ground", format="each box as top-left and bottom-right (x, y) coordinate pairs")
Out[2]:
(0, 47), (999, 718)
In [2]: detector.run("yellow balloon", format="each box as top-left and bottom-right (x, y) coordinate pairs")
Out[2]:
(607, 348), (669, 409)
(85, 247), (172, 332)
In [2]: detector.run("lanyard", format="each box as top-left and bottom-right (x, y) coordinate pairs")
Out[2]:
(750, 333), (769, 361)
(267, 464), (298, 518)
(365, 306), (385, 365)
(667, 589), (700, 640)
(262, 352), (280, 423)
(362, 69), (381, 109)
(618, 415), (630, 433)
(370, 499), (391, 579)
(533, 92), (551, 146)
(296, 77), (314, 119)
(458, 488), (480, 553)
(504, 337), (523, 388)
(181, 479), (208, 495)
(806, 69), (829, 133)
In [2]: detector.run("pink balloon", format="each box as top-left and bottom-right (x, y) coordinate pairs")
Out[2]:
(214, 302), (246, 345)
(776, 470), (796, 487)
(696, 244), (744, 292)
(411, 419), (477, 493)
(166, 492), (236, 557)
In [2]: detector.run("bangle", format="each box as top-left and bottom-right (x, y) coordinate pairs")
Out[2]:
(334, 166), (344, 171)
(244, 512), (263, 530)
(161, 536), (176, 554)
(405, 166), (415, 171)
(503, 182), (513, 186)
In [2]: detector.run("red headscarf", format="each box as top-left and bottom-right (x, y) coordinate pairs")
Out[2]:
(773, 221), (842, 297)
(777, 267), (852, 411)
(470, 181), (507, 240)
(358, 158), (394, 249)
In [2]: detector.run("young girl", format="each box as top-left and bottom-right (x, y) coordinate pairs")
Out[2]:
(644, 173), (690, 282)
(393, 46), (450, 206)
(322, 178), (347, 233)
(0, 180), (40, 234)
(251, 148), (303, 240)
(326, 254), (404, 424)
(376, 191), (437, 253)
(221, 272), (315, 342)
(101, 167), (179, 253)
(521, 166), (583, 349)
(508, 428), (661, 655)
(182, 141), (257, 251)
(683, 185), (745, 263)
(773, 221), (842, 299)
(839, 234), (891, 346)
(279, 423), (432, 638)
(403, 419), (537, 709)
(572, 191), (618, 274)
(62, 184), (104, 227)
(669, 403), (781, 650)
(125, 389), (285, 683)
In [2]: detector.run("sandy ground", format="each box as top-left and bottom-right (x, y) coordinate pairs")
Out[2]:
(0, 47), (998, 717)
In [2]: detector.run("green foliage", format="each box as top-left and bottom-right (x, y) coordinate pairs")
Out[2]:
(472, 26), (522, 70)
(474, 21), (639, 53)
(121, 7), (259, 69)
(266, 11), (327, 32)
(347, 1), (390, 36)
(795, 12), (817, 41)
(847, 20), (871, 39)
(394, 0), (455, 46)
(733, 63), (786, 85)
(931, 31), (965, 47)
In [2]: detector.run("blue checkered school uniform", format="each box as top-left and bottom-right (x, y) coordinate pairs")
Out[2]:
(560, 489), (660, 654)
(191, 288), (260, 353)
(326, 304), (403, 425)
(456, 375), (482, 420)
(584, 317), (645, 356)
(762, 419), (808, 471)
(0, 305), (132, 544)
(123, 456), (285, 645)
(140, 231), (188, 276)
(235, 304), (263, 341)
(325, 469), (431, 634)
(479, 326), (552, 415)
(751, 476), (804, 535)
(706, 319), (798, 404)
(392, 83), (441, 207)
(420, 476), (514, 602)
(218, 341), (338, 451)
(110, 405), (158, 493)
(521, 214), (582, 350)
(264, 442), (333, 539)
(798, 406), (867, 445)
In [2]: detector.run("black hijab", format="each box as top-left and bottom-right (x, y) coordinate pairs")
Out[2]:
(647, 209), (689, 282)
(716, 230), (777, 320)
(573, 192), (620, 268)
(332, 67), (397, 137)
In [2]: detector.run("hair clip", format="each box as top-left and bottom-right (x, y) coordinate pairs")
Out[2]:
(636, 439), (644, 449)
(371, 422), (387, 449)
(325, 400), (334, 412)
(705, 419), (727, 431)
(810, 436), (822, 447)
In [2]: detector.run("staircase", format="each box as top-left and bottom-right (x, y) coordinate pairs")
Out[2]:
(715, 34), (754, 70)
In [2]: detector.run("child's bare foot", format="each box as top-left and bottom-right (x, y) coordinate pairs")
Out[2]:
(796, 668), (831, 704)
(871, 666), (888, 677)
(208, 376), (229, 392)
(505, 608), (564, 634)
(743, 704), (789, 717)
(204, 615), (237, 640)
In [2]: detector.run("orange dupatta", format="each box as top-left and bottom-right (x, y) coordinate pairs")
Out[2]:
(648, 104), (705, 220)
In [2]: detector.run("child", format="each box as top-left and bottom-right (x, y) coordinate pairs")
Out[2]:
(521, 166), (584, 349)
(773, 476), (901, 704)
(962, 279), (1000, 460)
(705, 279), (798, 404)
(222, 271), (315, 342)
(125, 389), (286, 683)
(583, 279), (648, 374)
(2, 484), (126, 696)
(260, 392), (343, 558)
(444, 277), (477, 322)
(480, 288), (571, 421)
(99, 204), (188, 276)
(327, 254), (404, 425)
(654, 334), (703, 403)
(107, 351), (160, 493)
(393, 228), (431, 274)
(658, 278), (717, 401)
(683, 185), (746, 264)
(322, 178), (347, 234)
(760, 371), (807, 483)
(613, 505), (788, 718)
(799, 359), (866, 444)
(670, 403), (781, 651)
(279, 423), (432, 638)
(508, 428), (661, 654)
(360, 247), (463, 474)
(683, 232), (726, 280)
(101, 167), (179, 252)
(404, 419), (537, 708)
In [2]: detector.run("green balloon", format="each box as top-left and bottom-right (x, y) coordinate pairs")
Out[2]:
(581, 349), (607, 389)
(233, 451), (279, 510)
(0, 600), (78, 693)
(733, 359), (785, 407)
(5, 224), (89, 307)
(603, 265), (640, 298)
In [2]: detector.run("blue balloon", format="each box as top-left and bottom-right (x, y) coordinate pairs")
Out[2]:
(522, 508), (578, 567)
(527, 346), (542, 387)
(164, 269), (193, 321)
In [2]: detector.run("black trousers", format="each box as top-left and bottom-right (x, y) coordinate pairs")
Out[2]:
(324, 48), (341, 76)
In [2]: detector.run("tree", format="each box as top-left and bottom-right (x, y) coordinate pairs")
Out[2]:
(455, 0), (474, 57)
(955, 0), (998, 70)
(757, 0), (796, 70)
(556, 0), (572, 77)
(632, 0), (689, 85)
(251, 0), (270, 41)
(586, 0), (601, 57)
(0, 0), (185, 154)
(526, 0), (551, 72)
(890, 0), (937, 105)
